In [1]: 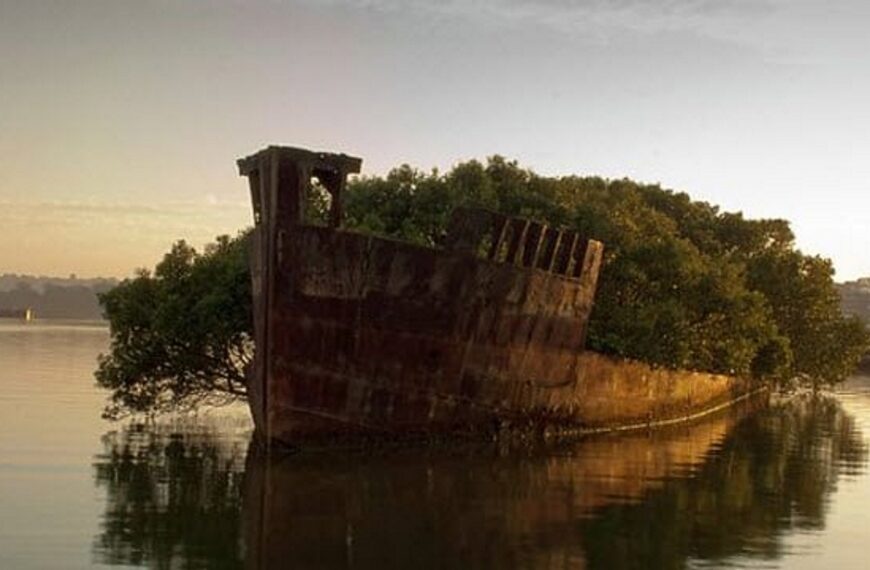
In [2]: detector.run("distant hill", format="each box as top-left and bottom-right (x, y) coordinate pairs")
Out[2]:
(837, 278), (870, 373)
(838, 278), (870, 323)
(0, 274), (118, 320)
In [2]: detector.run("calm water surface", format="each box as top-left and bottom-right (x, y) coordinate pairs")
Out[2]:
(1, 321), (869, 569)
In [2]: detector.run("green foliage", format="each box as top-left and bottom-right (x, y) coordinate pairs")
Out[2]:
(341, 156), (867, 384)
(747, 251), (868, 386)
(96, 233), (252, 419)
(98, 156), (868, 417)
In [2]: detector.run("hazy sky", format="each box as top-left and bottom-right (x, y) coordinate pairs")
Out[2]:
(2, 0), (869, 279)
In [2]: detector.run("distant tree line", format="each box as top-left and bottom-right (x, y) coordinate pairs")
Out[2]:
(838, 278), (870, 323)
(96, 157), (869, 418)
(0, 274), (116, 320)
(837, 278), (870, 372)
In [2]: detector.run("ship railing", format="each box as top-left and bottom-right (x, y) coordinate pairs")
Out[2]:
(443, 207), (601, 279)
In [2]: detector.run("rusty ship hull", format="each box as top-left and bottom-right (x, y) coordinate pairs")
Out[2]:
(239, 146), (605, 445)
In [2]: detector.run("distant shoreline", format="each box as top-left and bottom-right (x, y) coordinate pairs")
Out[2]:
(0, 317), (108, 328)
(0, 273), (117, 321)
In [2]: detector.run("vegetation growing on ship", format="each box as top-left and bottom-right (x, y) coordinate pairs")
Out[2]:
(97, 157), (868, 417)
(96, 236), (252, 418)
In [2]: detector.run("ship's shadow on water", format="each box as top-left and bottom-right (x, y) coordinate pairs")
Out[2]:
(91, 396), (867, 569)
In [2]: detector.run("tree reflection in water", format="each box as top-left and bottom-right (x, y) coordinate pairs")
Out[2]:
(580, 395), (867, 569)
(92, 395), (866, 569)
(92, 421), (248, 569)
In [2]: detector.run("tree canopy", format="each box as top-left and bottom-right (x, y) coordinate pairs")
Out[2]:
(97, 157), (868, 418)
(96, 235), (251, 419)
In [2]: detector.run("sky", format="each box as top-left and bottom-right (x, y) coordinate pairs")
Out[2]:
(2, 0), (870, 280)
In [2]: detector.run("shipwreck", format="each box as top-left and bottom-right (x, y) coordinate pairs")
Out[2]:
(239, 146), (760, 446)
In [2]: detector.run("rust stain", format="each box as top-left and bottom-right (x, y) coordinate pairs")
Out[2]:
(239, 146), (752, 446)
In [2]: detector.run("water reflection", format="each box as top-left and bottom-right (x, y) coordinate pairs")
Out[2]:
(92, 395), (866, 569)
(582, 395), (867, 569)
(92, 421), (249, 569)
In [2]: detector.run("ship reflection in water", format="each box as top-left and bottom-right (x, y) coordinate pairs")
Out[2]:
(91, 394), (867, 569)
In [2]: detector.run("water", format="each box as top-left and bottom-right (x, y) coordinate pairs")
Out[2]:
(1, 321), (869, 569)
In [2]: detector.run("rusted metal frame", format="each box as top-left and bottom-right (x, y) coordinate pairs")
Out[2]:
(571, 240), (592, 279)
(248, 170), (263, 225)
(554, 232), (580, 276)
(240, 146), (362, 232)
(548, 231), (570, 273)
(504, 219), (531, 265)
(263, 153), (279, 441)
(486, 214), (510, 261)
(240, 146), (362, 177)
(330, 175), (345, 229)
(521, 221), (547, 268)
(537, 228), (562, 272)
(312, 167), (346, 229)
(240, 146), (365, 443)
(578, 241), (605, 287)
(237, 147), (615, 440)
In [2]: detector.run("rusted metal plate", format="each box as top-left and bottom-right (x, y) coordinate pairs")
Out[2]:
(240, 146), (605, 444)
